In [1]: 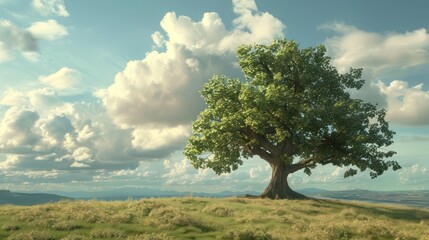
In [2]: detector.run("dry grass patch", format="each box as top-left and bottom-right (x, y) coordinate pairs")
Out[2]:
(89, 228), (125, 239)
(202, 204), (234, 217)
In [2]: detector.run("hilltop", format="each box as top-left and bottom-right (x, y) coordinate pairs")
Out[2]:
(0, 197), (428, 239)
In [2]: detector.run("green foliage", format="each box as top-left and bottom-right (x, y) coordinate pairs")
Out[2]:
(185, 38), (399, 180)
(0, 198), (428, 239)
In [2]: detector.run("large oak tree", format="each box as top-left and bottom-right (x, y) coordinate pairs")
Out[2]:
(184, 39), (400, 199)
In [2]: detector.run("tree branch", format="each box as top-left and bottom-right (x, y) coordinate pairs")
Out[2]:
(244, 145), (274, 165)
(244, 127), (281, 158)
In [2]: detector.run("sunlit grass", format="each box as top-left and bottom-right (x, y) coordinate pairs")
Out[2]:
(0, 197), (428, 239)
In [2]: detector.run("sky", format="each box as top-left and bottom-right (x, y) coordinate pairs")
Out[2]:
(0, 0), (428, 194)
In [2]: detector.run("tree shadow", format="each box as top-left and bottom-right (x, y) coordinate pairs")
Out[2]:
(313, 199), (429, 223)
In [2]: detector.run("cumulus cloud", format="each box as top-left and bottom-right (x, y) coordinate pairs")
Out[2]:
(2, 0), (287, 190)
(98, 0), (285, 160)
(32, 0), (69, 17)
(0, 19), (38, 62)
(27, 19), (68, 40)
(322, 23), (429, 125)
(0, 87), (141, 172)
(378, 80), (429, 125)
(131, 125), (190, 150)
(39, 67), (80, 90)
(0, 107), (40, 148)
(0, 89), (27, 106)
(322, 22), (429, 74)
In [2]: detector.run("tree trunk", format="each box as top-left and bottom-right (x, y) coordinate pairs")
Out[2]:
(260, 162), (307, 199)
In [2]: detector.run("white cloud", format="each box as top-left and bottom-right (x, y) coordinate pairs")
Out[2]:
(0, 155), (21, 170)
(0, 87), (146, 171)
(2, 0), (288, 191)
(151, 31), (165, 48)
(98, 0), (285, 161)
(27, 19), (68, 40)
(322, 23), (429, 74)
(249, 164), (270, 180)
(323, 23), (429, 126)
(378, 80), (429, 125)
(0, 19), (38, 62)
(221, 0), (284, 52)
(72, 147), (93, 162)
(39, 114), (74, 145)
(0, 107), (40, 147)
(28, 88), (62, 111)
(70, 161), (90, 168)
(77, 124), (97, 142)
(32, 0), (69, 17)
(39, 67), (80, 90)
(398, 164), (429, 186)
(163, 158), (189, 179)
(232, 0), (257, 15)
(0, 89), (28, 106)
(131, 125), (190, 150)
(0, 18), (68, 63)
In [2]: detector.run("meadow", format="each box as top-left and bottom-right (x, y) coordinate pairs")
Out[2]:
(0, 197), (428, 240)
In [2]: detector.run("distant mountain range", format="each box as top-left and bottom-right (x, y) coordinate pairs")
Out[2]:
(1, 188), (428, 208)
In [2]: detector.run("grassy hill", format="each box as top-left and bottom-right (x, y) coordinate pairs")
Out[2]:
(0, 197), (428, 240)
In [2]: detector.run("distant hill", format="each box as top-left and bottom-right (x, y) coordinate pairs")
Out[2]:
(2, 188), (428, 208)
(47, 187), (261, 200)
(0, 190), (71, 206)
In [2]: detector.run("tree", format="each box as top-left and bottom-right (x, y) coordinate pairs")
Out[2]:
(184, 39), (400, 199)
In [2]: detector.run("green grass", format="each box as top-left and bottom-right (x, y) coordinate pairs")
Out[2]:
(0, 197), (428, 240)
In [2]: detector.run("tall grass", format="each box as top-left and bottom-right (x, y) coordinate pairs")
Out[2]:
(0, 197), (428, 239)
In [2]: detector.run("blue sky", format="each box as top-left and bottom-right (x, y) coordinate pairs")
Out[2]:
(0, 0), (428, 194)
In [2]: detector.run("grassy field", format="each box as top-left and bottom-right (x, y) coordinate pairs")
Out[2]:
(0, 197), (428, 240)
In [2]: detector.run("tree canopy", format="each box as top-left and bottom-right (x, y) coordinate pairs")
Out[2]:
(184, 39), (400, 199)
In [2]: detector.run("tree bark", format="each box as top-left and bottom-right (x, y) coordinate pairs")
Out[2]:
(260, 162), (307, 199)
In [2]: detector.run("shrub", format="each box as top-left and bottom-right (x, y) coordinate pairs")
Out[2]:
(7, 230), (56, 240)
(31, 219), (56, 228)
(1, 224), (20, 231)
(89, 228), (125, 239)
(221, 228), (273, 240)
(111, 212), (134, 224)
(149, 206), (211, 231)
(51, 221), (81, 231)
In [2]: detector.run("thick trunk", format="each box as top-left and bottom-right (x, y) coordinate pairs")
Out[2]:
(261, 162), (307, 199)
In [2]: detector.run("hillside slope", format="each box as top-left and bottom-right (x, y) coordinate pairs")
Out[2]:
(0, 190), (70, 206)
(0, 197), (428, 240)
